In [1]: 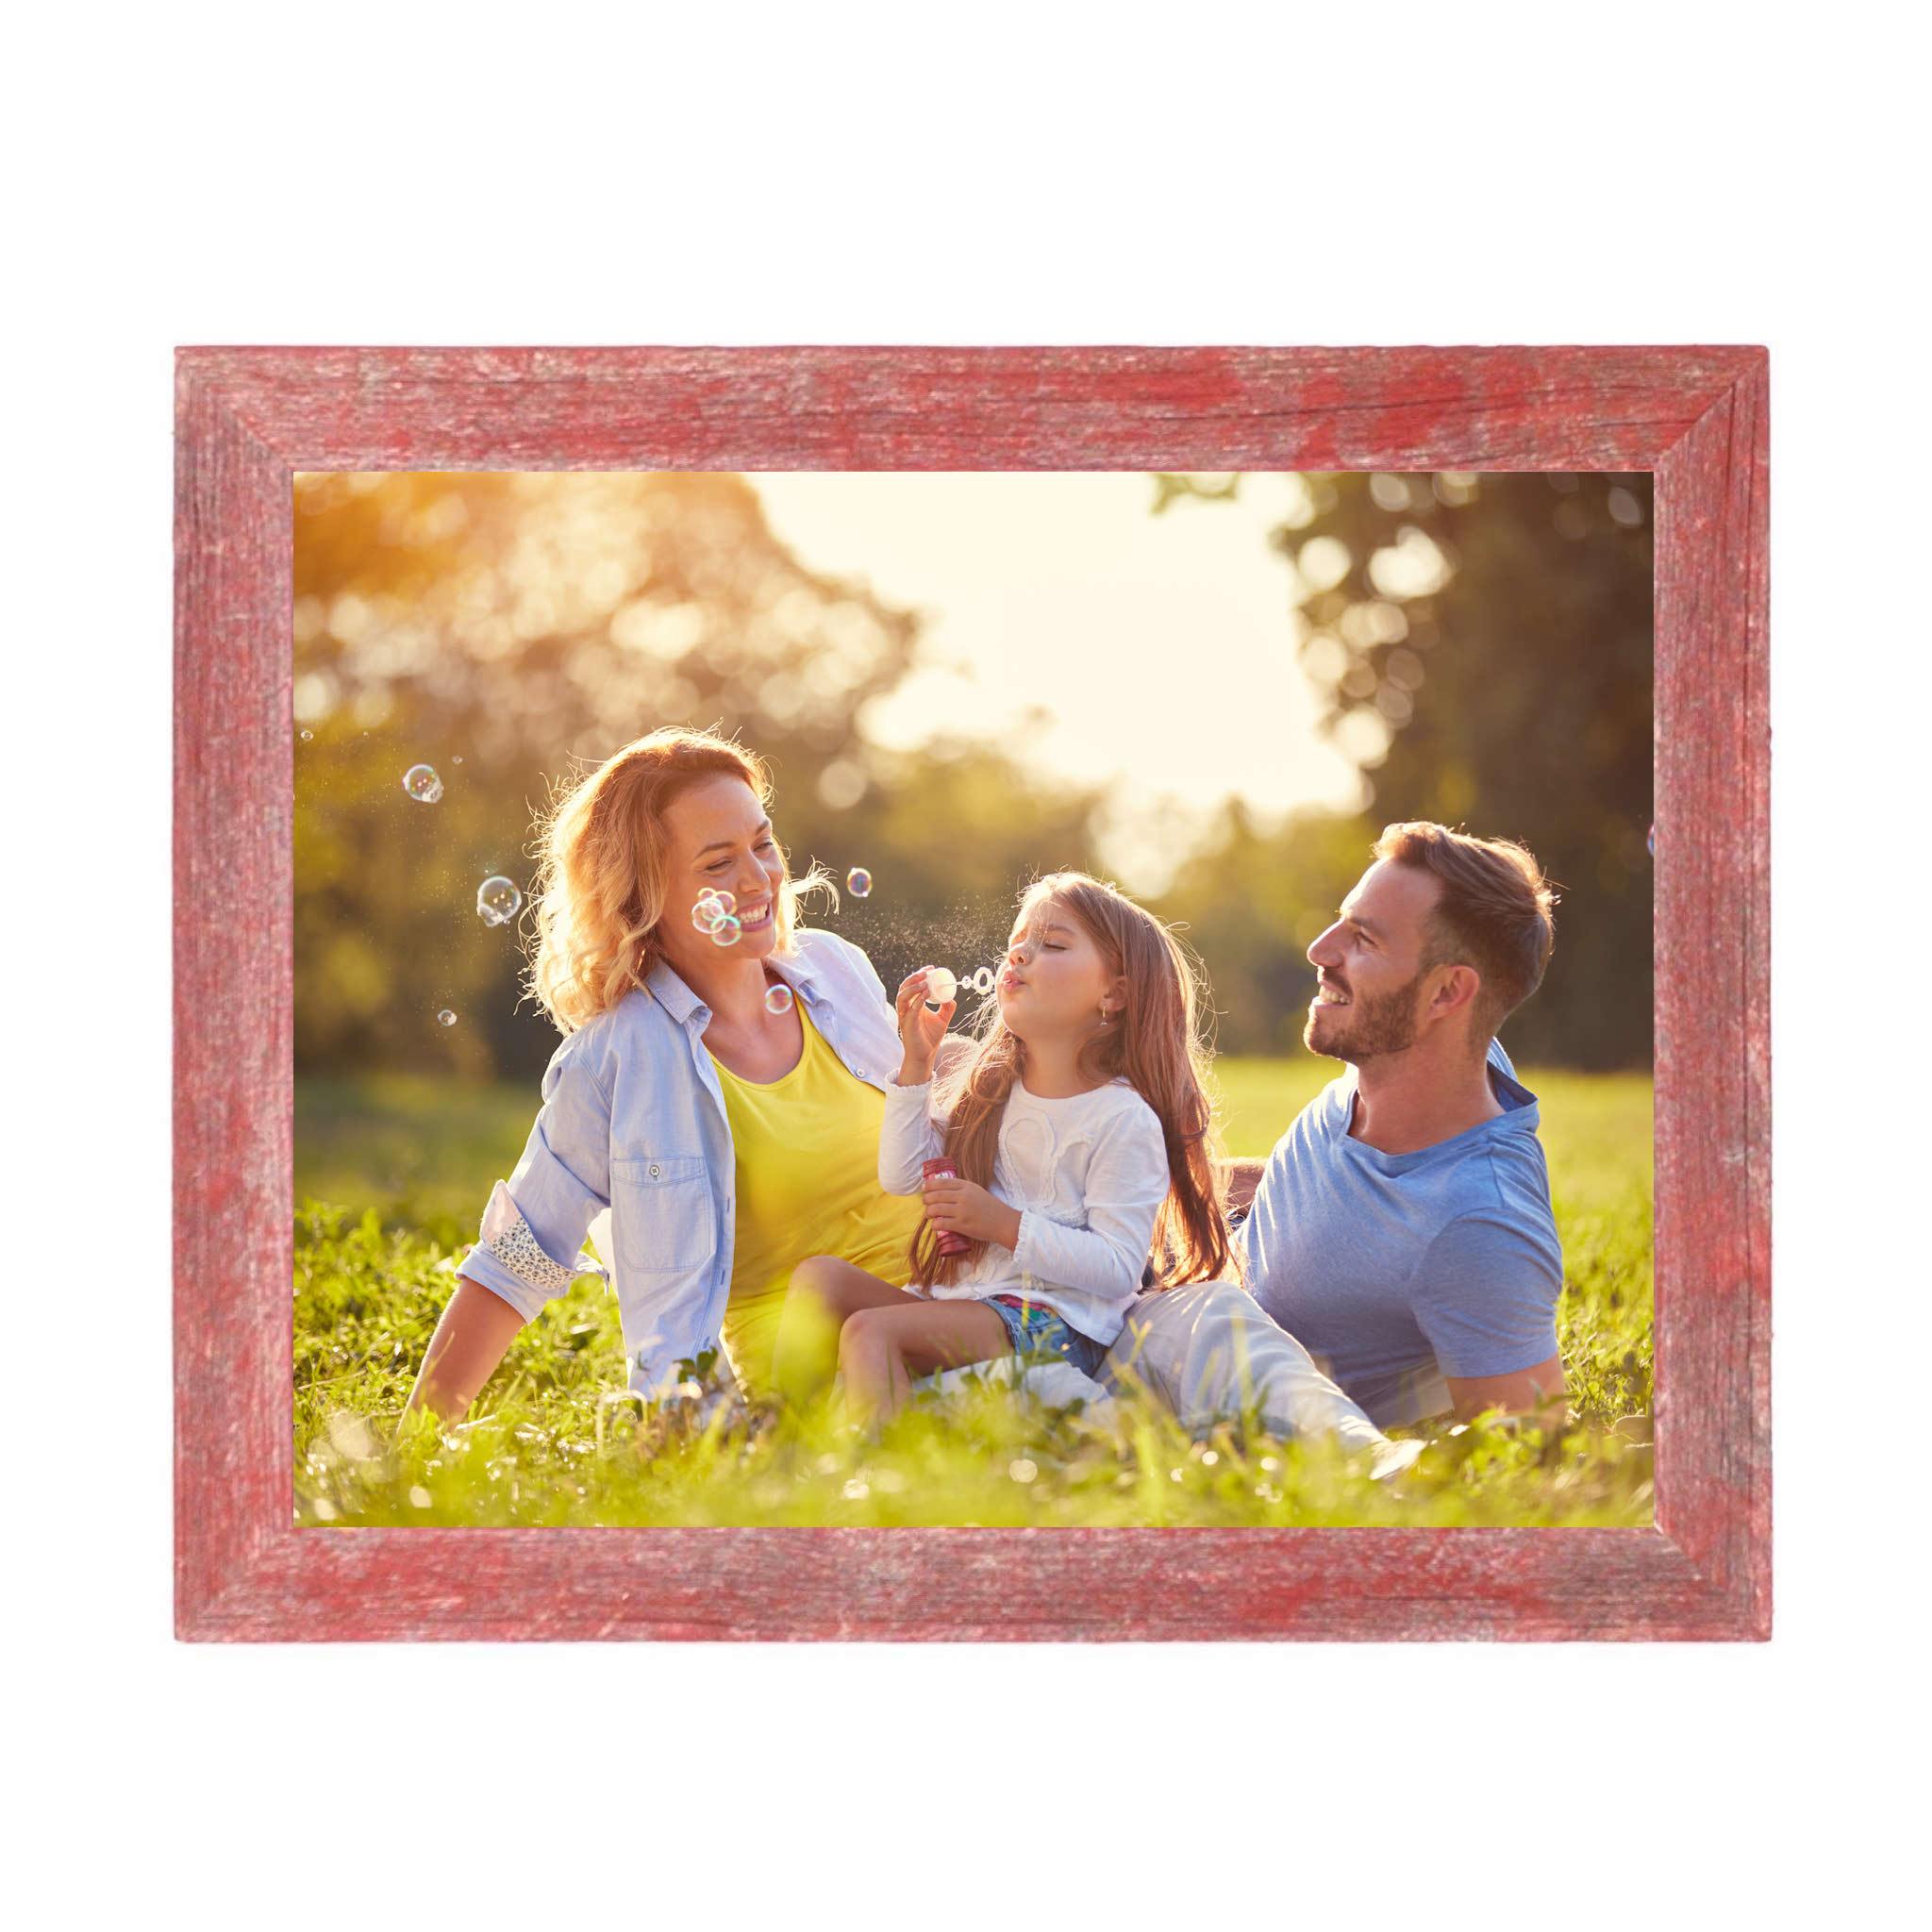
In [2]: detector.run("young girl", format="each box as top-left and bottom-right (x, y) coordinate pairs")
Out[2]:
(779, 871), (1234, 1421)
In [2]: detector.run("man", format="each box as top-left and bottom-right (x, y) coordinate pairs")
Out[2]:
(1101, 821), (1566, 1435)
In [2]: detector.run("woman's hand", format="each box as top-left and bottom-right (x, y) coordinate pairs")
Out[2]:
(893, 970), (957, 1083)
(922, 1174), (1023, 1252)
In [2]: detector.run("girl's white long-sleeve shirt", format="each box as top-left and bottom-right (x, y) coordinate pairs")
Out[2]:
(878, 1072), (1171, 1346)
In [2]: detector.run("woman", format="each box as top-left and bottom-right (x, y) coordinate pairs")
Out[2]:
(404, 724), (924, 1418)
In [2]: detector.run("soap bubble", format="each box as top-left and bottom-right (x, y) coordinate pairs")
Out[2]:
(764, 983), (795, 1016)
(436, 1008), (458, 1027)
(476, 875), (522, 927)
(452, 756), (463, 765)
(298, 728), (312, 743)
(403, 763), (443, 803)
(1647, 824), (1656, 858)
(691, 887), (739, 934)
(691, 887), (736, 932)
(923, 966), (958, 1004)
(973, 966), (995, 996)
(845, 867), (873, 899)
(710, 914), (743, 947)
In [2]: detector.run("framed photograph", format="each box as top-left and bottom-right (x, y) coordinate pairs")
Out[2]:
(176, 344), (1767, 1640)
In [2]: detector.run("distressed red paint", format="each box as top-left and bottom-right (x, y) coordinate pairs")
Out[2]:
(175, 345), (1770, 1641)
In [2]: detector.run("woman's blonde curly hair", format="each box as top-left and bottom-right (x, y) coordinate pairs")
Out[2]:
(524, 726), (832, 1035)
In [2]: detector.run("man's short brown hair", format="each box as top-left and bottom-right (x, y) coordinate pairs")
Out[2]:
(1372, 822), (1558, 1041)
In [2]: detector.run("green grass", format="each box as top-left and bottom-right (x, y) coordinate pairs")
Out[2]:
(295, 1074), (541, 1245)
(294, 1058), (1655, 1527)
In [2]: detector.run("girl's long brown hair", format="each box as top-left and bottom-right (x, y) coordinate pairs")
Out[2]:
(909, 872), (1233, 1291)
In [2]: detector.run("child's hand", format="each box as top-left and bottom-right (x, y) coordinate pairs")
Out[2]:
(893, 970), (956, 1081)
(921, 1174), (1023, 1252)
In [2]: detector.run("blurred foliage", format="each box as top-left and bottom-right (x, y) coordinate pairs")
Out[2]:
(295, 469), (1651, 1079)
(1153, 470), (1653, 1068)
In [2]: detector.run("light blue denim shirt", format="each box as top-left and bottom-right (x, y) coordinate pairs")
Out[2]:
(458, 926), (904, 1397)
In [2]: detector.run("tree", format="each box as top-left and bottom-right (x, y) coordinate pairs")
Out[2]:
(1151, 472), (1654, 1068)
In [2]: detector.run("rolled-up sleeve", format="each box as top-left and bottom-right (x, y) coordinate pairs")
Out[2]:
(1013, 1103), (1170, 1307)
(878, 1077), (946, 1195)
(460, 1038), (612, 1324)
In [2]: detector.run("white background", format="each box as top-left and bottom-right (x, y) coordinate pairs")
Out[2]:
(8, 3), (1923, 1924)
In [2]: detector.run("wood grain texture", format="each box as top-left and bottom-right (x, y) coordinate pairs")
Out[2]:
(1652, 357), (1772, 1625)
(185, 343), (1744, 472)
(174, 345), (1770, 1641)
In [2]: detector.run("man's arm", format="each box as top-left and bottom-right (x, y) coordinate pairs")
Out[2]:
(1444, 1353), (1568, 1424)
(1412, 1209), (1566, 1425)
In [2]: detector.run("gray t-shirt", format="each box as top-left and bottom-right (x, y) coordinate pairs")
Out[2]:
(1235, 1041), (1563, 1427)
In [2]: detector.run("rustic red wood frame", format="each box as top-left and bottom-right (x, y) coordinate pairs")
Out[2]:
(175, 345), (1769, 1641)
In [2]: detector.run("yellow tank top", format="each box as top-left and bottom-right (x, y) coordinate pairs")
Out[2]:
(709, 1002), (924, 1399)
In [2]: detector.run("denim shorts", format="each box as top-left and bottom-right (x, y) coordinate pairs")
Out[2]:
(987, 1295), (1108, 1376)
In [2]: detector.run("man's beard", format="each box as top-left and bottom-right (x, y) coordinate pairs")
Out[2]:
(1304, 973), (1425, 1063)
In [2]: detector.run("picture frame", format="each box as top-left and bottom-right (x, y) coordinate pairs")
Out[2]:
(175, 343), (1769, 1641)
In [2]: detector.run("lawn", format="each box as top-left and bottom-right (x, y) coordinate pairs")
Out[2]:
(293, 1057), (1654, 1527)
